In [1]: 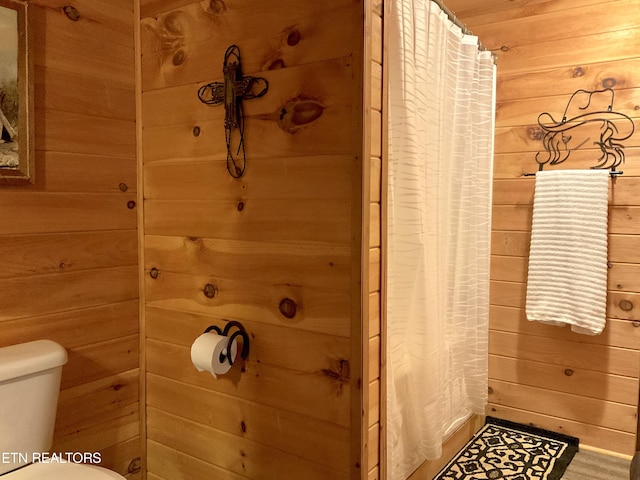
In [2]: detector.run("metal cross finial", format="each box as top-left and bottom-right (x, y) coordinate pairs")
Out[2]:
(197, 45), (269, 178)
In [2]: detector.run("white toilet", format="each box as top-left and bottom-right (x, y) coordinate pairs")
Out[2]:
(0, 340), (126, 479)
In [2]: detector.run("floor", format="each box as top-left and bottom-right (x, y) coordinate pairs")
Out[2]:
(562, 449), (630, 479)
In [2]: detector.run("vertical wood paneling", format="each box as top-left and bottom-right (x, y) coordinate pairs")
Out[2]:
(139, 1), (366, 479)
(0, 1), (139, 477)
(450, 0), (640, 456)
(366, 0), (384, 478)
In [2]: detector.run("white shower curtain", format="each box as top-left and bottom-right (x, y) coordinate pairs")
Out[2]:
(386, 1), (496, 479)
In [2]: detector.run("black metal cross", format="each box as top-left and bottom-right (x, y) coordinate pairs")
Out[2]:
(197, 45), (269, 178)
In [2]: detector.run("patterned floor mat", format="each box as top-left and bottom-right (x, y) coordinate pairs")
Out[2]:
(433, 417), (579, 480)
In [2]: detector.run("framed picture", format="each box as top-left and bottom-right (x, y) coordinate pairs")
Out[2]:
(0, 0), (33, 185)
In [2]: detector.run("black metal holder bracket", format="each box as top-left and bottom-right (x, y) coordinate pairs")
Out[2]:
(525, 88), (634, 177)
(203, 320), (250, 366)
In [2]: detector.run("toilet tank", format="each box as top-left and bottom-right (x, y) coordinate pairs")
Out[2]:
(0, 340), (68, 475)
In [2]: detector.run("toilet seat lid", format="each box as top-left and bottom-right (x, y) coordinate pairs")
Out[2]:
(3, 462), (125, 479)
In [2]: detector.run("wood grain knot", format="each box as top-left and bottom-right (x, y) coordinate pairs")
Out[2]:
(268, 59), (285, 70)
(203, 283), (217, 298)
(127, 200), (136, 209)
(208, 0), (227, 14)
(500, 45), (509, 52)
(322, 359), (350, 383)
(149, 267), (159, 279)
(619, 299), (634, 311)
(633, 321), (640, 328)
(172, 49), (186, 66)
(287, 29), (301, 46)
(119, 183), (128, 192)
(527, 126), (544, 141)
(164, 11), (187, 35)
(601, 77), (617, 89)
(237, 201), (245, 212)
(488, 386), (494, 394)
(278, 97), (324, 133)
(240, 421), (247, 433)
(127, 458), (142, 474)
(192, 125), (201, 137)
(63, 6), (80, 21)
(564, 368), (574, 377)
(572, 67), (585, 78)
(279, 298), (297, 318)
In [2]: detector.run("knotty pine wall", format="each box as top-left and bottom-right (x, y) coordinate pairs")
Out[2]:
(140, 1), (376, 479)
(449, 0), (640, 455)
(0, 1), (140, 478)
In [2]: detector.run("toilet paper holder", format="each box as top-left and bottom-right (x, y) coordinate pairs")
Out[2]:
(203, 320), (250, 366)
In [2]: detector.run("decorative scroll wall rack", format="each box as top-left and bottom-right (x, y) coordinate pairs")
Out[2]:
(525, 88), (635, 177)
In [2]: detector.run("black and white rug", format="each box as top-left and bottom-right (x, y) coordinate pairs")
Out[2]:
(434, 417), (579, 480)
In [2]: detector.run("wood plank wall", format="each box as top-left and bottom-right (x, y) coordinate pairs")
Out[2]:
(367, 1), (383, 479)
(139, 1), (368, 478)
(0, 1), (140, 477)
(449, 0), (640, 455)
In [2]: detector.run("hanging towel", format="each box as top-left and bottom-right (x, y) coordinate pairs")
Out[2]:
(525, 169), (610, 335)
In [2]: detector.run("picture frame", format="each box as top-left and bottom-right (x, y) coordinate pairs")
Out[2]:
(0, 0), (34, 185)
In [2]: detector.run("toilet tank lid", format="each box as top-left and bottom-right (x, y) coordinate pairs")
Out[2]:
(0, 340), (68, 383)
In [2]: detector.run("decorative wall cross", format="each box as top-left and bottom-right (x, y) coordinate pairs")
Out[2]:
(197, 45), (269, 178)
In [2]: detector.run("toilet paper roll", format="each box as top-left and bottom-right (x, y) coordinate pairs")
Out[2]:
(190, 332), (238, 378)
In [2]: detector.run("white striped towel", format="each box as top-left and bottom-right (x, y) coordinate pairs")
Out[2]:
(525, 169), (610, 335)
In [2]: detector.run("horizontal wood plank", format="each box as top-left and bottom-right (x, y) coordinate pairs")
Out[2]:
(33, 5), (134, 83)
(144, 156), (351, 201)
(57, 369), (140, 429)
(142, 57), (354, 128)
(30, 0), (134, 41)
(472, 1), (640, 51)
(62, 334), (140, 389)
(147, 408), (349, 480)
(0, 266), (138, 321)
(35, 65), (135, 121)
(142, 112), (353, 163)
(496, 87), (640, 128)
(36, 109), (136, 157)
(31, 152), (137, 193)
(0, 230), (137, 278)
(147, 440), (245, 480)
(145, 306), (350, 372)
(447, 0), (609, 26)
(0, 301), (139, 349)
(490, 27), (640, 75)
(496, 58), (640, 102)
(494, 119), (640, 156)
(489, 330), (640, 377)
(490, 305), (640, 350)
(487, 403), (635, 455)
(145, 235), (349, 291)
(489, 354), (638, 405)
(145, 271), (351, 337)
(144, 198), (350, 244)
(146, 339), (350, 426)
(147, 374), (350, 471)
(53, 405), (139, 453)
(140, 1), (356, 90)
(0, 192), (137, 234)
